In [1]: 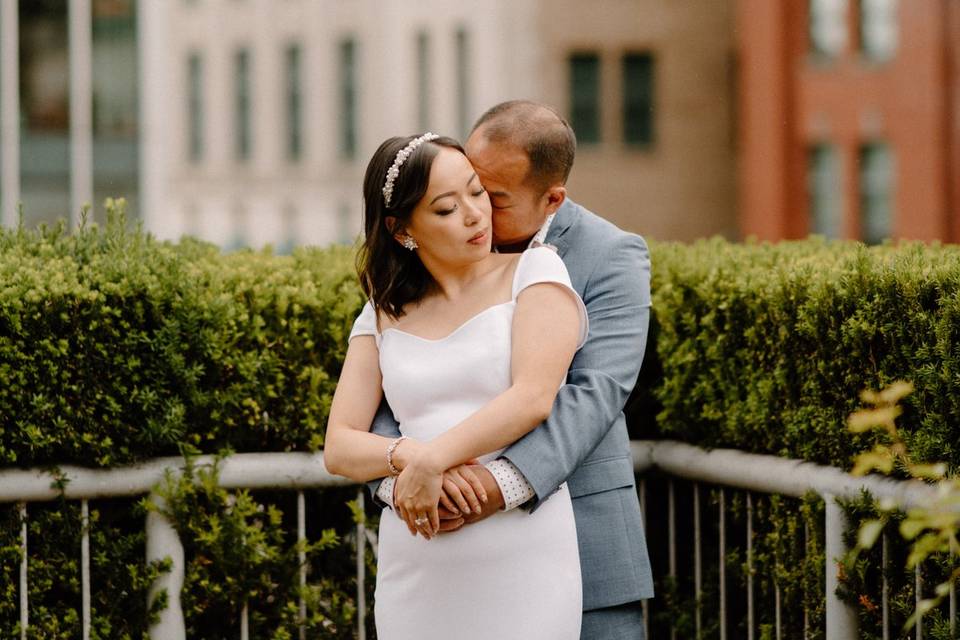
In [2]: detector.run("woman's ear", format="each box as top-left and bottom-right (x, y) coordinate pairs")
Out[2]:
(385, 216), (398, 233)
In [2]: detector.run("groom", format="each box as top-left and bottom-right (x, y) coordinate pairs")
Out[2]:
(370, 100), (654, 639)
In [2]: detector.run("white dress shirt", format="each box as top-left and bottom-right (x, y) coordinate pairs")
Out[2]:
(376, 215), (556, 511)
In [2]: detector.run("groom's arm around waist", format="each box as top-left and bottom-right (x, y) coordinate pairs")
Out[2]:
(501, 232), (651, 511)
(366, 398), (401, 508)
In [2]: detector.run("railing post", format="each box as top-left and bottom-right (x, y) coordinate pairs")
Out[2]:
(356, 488), (367, 640)
(146, 493), (186, 640)
(824, 494), (858, 639)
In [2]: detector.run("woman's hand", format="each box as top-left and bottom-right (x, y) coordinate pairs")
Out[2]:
(394, 449), (445, 539)
(439, 464), (488, 518)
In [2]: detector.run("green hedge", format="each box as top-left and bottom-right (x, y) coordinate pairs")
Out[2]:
(1, 208), (368, 638)
(5, 208), (960, 636)
(639, 236), (960, 469)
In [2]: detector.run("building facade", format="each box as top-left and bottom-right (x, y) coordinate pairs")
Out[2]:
(536, 0), (739, 241)
(736, 0), (960, 242)
(147, 0), (540, 249)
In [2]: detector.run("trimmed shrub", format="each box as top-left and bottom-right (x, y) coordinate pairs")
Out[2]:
(640, 237), (960, 469)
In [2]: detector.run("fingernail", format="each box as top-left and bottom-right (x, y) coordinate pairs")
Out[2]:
(481, 493), (488, 503)
(472, 502), (481, 512)
(462, 505), (471, 515)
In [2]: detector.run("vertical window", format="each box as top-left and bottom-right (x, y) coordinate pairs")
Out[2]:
(338, 202), (353, 244)
(569, 53), (600, 144)
(809, 0), (848, 59)
(285, 44), (302, 161)
(860, 143), (894, 244)
(622, 52), (655, 147)
(187, 52), (203, 162)
(416, 31), (430, 131)
(455, 28), (470, 139)
(278, 204), (297, 254)
(808, 144), (842, 238)
(234, 48), (252, 161)
(339, 38), (357, 160)
(860, 0), (898, 61)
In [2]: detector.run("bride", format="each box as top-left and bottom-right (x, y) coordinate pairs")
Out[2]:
(324, 132), (588, 639)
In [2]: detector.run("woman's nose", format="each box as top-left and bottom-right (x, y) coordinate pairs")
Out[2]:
(463, 199), (483, 225)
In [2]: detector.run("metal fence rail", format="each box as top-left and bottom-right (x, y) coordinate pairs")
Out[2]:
(0, 441), (948, 639)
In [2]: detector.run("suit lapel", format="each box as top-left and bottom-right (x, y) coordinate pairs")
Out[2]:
(545, 199), (579, 258)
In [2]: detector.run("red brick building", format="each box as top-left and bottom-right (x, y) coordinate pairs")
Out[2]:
(736, 0), (960, 242)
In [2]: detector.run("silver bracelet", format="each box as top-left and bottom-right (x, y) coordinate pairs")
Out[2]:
(385, 436), (408, 475)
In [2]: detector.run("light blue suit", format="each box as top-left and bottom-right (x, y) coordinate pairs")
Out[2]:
(369, 199), (654, 634)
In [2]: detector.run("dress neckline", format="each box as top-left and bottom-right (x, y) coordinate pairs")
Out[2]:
(381, 300), (515, 343)
(379, 248), (539, 343)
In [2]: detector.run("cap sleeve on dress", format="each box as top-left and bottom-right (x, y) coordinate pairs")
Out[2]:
(349, 301), (380, 343)
(512, 246), (589, 349)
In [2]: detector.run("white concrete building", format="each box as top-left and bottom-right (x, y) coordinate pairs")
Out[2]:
(142, 0), (540, 250)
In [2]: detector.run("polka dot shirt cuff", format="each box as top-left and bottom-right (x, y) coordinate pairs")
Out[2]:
(487, 458), (535, 511)
(377, 475), (397, 509)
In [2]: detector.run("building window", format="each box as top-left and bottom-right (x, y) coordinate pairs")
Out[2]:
(285, 44), (303, 161)
(339, 38), (357, 160)
(338, 202), (354, 244)
(809, 0), (848, 59)
(860, 0), (898, 61)
(416, 31), (430, 131)
(569, 53), (601, 144)
(622, 52), (655, 147)
(278, 204), (297, 254)
(187, 53), (203, 162)
(860, 143), (894, 244)
(808, 144), (842, 238)
(234, 48), (252, 161)
(455, 28), (470, 139)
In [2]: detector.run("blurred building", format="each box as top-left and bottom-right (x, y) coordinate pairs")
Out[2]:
(149, 0), (540, 249)
(538, 0), (739, 241)
(1, 0), (138, 230)
(737, 0), (960, 242)
(2, 0), (741, 248)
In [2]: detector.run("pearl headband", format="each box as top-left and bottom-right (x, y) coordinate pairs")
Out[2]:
(382, 132), (439, 207)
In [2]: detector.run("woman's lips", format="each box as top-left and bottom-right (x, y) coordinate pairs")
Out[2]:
(468, 229), (488, 244)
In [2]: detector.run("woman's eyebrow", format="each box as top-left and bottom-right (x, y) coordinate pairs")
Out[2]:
(429, 173), (480, 205)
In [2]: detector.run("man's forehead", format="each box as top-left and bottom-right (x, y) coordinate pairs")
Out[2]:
(467, 138), (528, 180)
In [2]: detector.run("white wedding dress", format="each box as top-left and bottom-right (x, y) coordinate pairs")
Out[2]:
(349, 246), (587, 640)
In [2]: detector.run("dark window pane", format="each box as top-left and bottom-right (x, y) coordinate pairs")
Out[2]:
(339, 38), (357, 160)
(860, 142), (894, 244)
(286, 44), (302, 161)
(188, 53), (203, 162)
(569, 53), (600, 144)
(622, 52), (654, 147)
(808, 144), (842, 237)
(416, 32), (429, 131)
(456, 28), (470, 139)
(234, 48), (251, 161)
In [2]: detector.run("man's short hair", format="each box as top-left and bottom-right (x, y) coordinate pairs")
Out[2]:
(471, 100), (577, 194)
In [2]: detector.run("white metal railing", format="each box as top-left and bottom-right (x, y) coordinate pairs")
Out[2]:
(0, 452), (362, 640)
(0, 441), (948, 639)
(632, 440), (949, 640)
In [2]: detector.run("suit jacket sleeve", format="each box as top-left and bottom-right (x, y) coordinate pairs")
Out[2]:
(501, 233), (651, 510)
(365, 397), (402, 508)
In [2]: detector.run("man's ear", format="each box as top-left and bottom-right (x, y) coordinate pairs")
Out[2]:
(542, 185), (567, 216)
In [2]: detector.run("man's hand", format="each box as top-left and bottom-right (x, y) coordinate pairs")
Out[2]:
(438, 464), (504, 533)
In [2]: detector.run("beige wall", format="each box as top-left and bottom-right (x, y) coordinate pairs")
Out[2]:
(535, 0), (738, 241)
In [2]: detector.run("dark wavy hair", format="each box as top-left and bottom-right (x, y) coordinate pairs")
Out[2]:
(356, 134), (465, 319)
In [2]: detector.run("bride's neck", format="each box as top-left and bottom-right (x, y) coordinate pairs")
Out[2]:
(423, 255), (500, 302)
